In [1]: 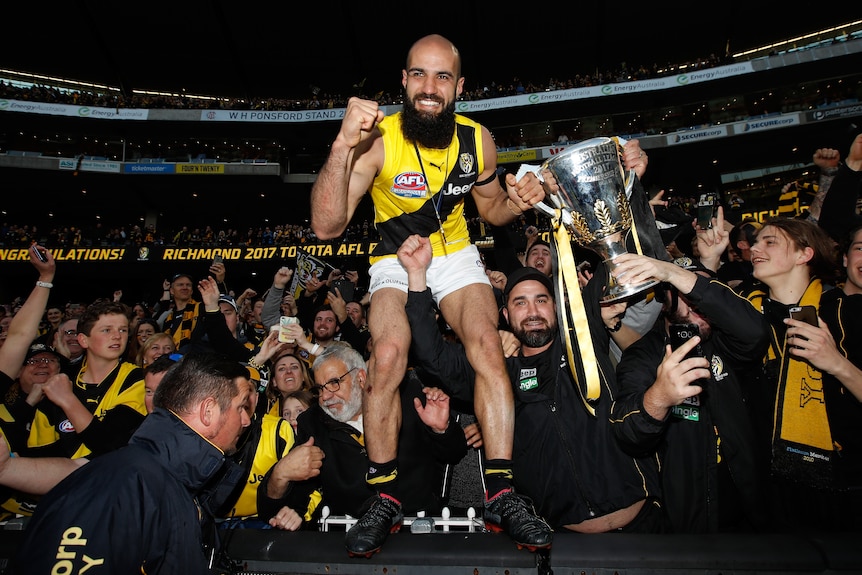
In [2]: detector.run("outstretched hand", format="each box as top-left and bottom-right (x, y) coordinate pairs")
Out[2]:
(414, 387), (451, 434)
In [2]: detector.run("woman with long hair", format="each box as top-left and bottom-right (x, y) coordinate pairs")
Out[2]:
(266, 352), (314, 417)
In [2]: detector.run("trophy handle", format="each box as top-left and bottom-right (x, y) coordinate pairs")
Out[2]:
(624, 169), (636, 196)
(534, 158), (563, 220)
(534, 200), (556, 219)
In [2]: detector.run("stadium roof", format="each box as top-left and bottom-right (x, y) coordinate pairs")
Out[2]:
(2, 4), (858, 101)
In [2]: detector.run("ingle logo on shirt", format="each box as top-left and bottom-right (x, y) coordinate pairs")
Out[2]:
(392, 172), (427, 198)
(519, 367), (538, 391)
(58, 420), (75, 433)
(672, 394), (701, 421)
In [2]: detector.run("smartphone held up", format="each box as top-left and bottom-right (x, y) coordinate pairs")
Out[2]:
(278, 316), (299, 344)
(696, 193), (719, 230)
(31, 244), (49, 263)
(669, 323), (709, 389)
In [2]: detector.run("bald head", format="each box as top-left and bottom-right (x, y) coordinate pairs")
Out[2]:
(407, 34), (461, 78)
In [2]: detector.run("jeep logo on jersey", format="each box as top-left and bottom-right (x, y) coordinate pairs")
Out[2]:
(459, 153), (475, 176)
(58, 419), (75, 433)
(392, 172), (428, 198)
(442, 182), (472, 197)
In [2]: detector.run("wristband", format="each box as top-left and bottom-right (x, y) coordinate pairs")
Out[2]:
(247, 357), (264, 370)
(36, 281), (53, 289)
(606, 319), (623, 333)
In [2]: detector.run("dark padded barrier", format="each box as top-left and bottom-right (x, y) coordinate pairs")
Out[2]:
(224, 530), (862, 574)
(3, 528), (860, 573)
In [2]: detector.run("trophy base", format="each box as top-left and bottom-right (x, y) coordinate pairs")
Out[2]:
(600, 278), (660, 304)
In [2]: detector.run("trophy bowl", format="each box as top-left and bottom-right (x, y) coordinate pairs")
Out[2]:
(536, 136), (659, 303)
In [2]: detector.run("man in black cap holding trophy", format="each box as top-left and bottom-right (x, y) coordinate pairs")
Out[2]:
(399, 234), (669, 533)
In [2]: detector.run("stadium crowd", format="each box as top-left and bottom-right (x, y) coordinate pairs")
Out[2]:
(1, 28), (861, 574)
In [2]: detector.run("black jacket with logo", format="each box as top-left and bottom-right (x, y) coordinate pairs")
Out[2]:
(257, 370), (466, 523)
(15, 408), (226, 574)
(405, 286), (662, 529)
(611, 275), (770, 533)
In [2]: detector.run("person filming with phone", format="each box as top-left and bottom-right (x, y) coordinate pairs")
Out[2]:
(610, 244), (770, 534)
(738, 217), (862, 532)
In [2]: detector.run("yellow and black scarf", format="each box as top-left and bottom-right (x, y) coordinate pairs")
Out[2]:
(747, 279), (835, 488)
(165, 299), (203, 350)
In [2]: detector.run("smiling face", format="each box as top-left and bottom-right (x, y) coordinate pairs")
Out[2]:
(400, 35), (464, 149)
(402, 35), (462, 113)
(503, 279), (558, 353)
(312, 310), (338, 343)
(750, 225), (810, 287)
(525, 244), (552, 277)
(843, 228), (862, 296)
(141, 334), (175, 367)
(169, 276), (194, 304)
(59, 318), (83, 358)
(136, 322), (156, 344)
(19, 352), (62, 392)
(45, 307), (63, 328)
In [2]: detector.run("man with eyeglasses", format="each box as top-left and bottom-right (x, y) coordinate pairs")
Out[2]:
(257, 344), (466, 538)
(0, 244), (59, 455)
(0, 344), (67, 454)
(53, 318), (84, 367)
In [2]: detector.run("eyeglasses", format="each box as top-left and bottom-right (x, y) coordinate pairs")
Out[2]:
(313, 367), (357, 393)
(63, 329), (78, 336)
(25, 357), (60, 366)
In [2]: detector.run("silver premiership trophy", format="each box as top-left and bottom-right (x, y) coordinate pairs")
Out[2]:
(535, 136), (659, 303)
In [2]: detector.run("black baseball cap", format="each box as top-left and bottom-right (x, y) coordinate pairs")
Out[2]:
(24, 343), (66, 365)
(504, 267), (555, 302)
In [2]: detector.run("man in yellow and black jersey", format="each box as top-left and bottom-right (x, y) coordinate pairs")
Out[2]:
(160, 272), (205, 352)
(160, 261), (229, 353)
(27, 300), (147, 460)
(310, 34), (557, 556)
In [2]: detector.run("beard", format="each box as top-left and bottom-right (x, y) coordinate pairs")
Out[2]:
(322, 379), (363, 423)
(401, 93), (457, 149)
(512, 317), (558, 349)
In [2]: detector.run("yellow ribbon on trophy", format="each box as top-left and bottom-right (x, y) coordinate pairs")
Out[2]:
(550, 211), (601, 416)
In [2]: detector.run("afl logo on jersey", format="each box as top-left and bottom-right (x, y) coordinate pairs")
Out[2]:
(392, 172), (428, 198)
(58, 419), (76, 433)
